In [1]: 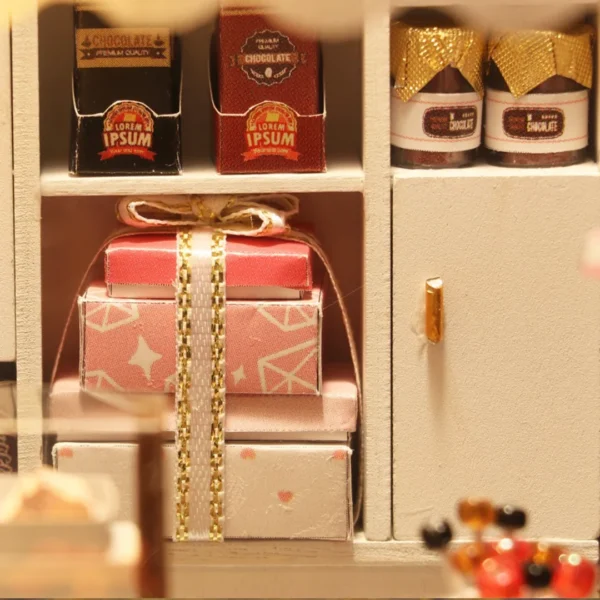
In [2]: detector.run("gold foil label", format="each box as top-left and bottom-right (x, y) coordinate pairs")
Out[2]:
(391, 21), (485, 102)
(488, 28), (593, 98)
(76, 28), (171, 69)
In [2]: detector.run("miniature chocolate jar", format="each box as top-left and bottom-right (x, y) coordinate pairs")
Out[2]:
(485, 28), (594, 168)
(390, 17), (485, 169)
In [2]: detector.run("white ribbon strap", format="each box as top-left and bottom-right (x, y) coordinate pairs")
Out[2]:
(174, 230), (227, 542)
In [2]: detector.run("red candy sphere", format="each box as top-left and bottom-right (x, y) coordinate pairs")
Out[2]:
(490, 538), (534, 563)
(552, 554), (596, 598)
(476, 557), (524, 598)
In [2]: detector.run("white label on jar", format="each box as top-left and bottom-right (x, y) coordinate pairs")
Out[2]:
(391, 90), (483, 152)
(485, 88), (589, 154)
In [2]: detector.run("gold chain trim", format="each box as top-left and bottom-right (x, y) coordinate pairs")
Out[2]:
(175, 231), (192, 542)
(209, 231), (227, 542)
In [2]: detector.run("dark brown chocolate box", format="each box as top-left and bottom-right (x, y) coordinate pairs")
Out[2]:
(213, 7), (325, 174)
(70, 7), (182, 176)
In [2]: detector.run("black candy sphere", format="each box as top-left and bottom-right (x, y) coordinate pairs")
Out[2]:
(495, 505), (527, 530)
(523, 562), (553, 589)
(420, 520), (453, 550)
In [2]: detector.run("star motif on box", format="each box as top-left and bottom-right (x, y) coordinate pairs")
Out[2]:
(258, 339), (318, 394)
(85, 371), (125, 392)
(258, 306), (317, 332)
(128, 335), (163, 381)
(85, 303), (140, 333)
(232, 365), (246, 386)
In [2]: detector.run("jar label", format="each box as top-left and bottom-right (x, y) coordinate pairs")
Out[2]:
(391, 91), (482, 152)
(76, 28), (172, 69)
(485, 89), (589, 154)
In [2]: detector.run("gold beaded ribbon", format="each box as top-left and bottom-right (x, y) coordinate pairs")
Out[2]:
(175, 229), (226, 543)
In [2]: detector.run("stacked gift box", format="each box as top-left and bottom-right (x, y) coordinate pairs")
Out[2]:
(51, 233), (357, 540)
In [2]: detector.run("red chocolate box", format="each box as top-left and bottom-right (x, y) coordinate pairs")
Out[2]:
(212, 7), (326, 174)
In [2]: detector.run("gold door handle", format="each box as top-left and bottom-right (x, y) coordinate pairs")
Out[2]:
(425, 278), (444, 344)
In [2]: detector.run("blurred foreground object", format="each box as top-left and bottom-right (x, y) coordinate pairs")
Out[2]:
(422, 497), (597, 598)
(5, 0), (592, 39)
(0, 469), (140, 596)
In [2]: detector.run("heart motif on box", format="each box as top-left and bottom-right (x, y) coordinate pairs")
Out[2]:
(278, 490), (294, 504)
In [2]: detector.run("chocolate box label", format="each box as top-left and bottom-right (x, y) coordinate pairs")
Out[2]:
(235, 30), (302, 86)
(503, 107), (565, 139)
(76, 28), (171, 68)
(423, 106), (478, 139)
(100, 102), (156, 161)
(244, 103), (300, 161)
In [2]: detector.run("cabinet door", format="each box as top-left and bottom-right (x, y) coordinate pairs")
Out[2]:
(393, 171), (600, 542)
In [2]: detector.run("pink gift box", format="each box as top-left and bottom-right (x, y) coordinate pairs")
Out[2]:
(53, 442), (353, 540)
(105, 234), (313, 300)
(79, 282), (323, 396)
(50, 365), (357, 442)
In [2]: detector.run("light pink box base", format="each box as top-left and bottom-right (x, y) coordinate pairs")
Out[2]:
(79, 283), (323, 396)
(50, 364), (358, 442)
(53, 442), (353, 541)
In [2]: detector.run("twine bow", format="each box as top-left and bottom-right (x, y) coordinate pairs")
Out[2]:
(116, 194), (299, 236)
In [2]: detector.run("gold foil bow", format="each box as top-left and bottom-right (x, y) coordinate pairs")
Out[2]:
(391, 20), (485, 102)
(116, 194), (299, 236)
(488, 26), (594, 98)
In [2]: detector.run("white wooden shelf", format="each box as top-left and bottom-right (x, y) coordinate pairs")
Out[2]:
(41, 156), (364, 197)
(166, 535), (598, 597)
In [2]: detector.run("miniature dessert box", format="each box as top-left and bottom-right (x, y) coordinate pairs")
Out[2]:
(70, 5), (182, 175)
(212, 7), (326, 174)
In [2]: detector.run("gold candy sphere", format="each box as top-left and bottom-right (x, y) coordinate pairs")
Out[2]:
(457, 498), (495, 531)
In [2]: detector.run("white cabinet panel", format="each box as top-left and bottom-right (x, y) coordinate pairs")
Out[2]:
(393, 171), (600, 541)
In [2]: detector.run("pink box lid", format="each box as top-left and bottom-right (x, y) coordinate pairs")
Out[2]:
(50, 364), (357, 442)
(105, 234), (313, 291)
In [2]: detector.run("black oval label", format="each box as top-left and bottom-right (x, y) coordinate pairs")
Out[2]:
(423, 106), (478, 139)
(503, 108), (564, 139)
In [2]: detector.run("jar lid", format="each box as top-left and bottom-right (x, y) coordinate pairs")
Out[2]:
(391, 20), (485, 102)
(488, 27), (594, 98)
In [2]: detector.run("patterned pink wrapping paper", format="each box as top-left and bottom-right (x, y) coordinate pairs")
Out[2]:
(51, 365), (357, 441)
(53, 442), (353, 540)
(79, 283), (322, 395)
(105, 234), (313, 292)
